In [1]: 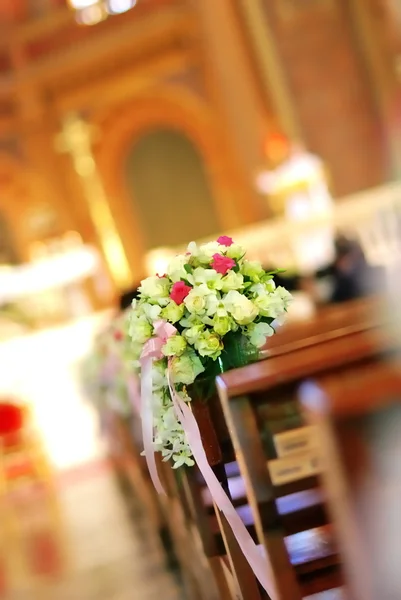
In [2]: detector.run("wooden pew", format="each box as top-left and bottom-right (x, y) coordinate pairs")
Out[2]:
(109, 411), (220, 600)
(110, 297), (390, 599)
(301, 357), (401, 600)
(175, 298), (391, 599)
(216, 326), (401, 599)
(263, 295), (384, 358)
(174, 300), (387, 599)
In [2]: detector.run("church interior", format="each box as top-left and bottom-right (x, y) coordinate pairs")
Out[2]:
(0, 1), (401, 598)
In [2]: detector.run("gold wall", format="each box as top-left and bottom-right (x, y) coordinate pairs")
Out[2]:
(0, 0), (398, 298)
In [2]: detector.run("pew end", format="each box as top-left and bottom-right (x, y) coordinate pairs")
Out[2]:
(300, 360), (401, 600)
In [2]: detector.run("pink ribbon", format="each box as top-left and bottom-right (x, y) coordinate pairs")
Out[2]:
(167, 370), (277, 599)
(127, 375), (141, 415)
(101, 354), (121, 386)
(140, 320), (177, 495)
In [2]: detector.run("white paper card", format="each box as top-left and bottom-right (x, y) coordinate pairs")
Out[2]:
(274, 426), (318, 458)
(268, 451), (321, 486)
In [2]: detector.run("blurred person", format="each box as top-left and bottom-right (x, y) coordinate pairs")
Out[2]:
(315, 235), (382, 304)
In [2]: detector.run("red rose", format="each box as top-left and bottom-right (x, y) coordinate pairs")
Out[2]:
(217, 236), (234, 247)
(211, 253), (236, 275)
(170, 281), (192, 305)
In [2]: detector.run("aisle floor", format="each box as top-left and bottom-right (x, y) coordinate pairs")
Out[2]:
(1, 463), (184, 600)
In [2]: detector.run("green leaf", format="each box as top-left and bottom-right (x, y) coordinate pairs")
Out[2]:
(184, 264), (193, 274)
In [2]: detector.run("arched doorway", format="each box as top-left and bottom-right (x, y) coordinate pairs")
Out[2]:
(124, 128), (220, 250)
(95, 90), (256, 276)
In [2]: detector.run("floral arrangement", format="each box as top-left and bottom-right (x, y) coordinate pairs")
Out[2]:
(128, 237), (292, 468)
(81, 313), (139, 418)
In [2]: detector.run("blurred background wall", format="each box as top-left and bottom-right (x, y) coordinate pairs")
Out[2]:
(0, 0), (400, 305)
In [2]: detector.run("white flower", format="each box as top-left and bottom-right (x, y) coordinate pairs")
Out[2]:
(172, 453), (195, 469)
(193, 241), (223, 263)
(223, 290), (258, 325)
(167, 255), (188, 282)
(170, 350), (205, 385)
(152, 361), (167, 390)
(254, 288), (289, 319)
(221, 271), (244, 292)
(184, 284), (219, 316)
(246, 322), (274, 347)
(266, 278), (276, 292)
(161, 301), (185, 323)
(213, 314), (233, 336)
(141, 303), (162, 322)
(187, 241), (199, 256)
(276, 286), (293, 310)
(241, 260), (264, 282)
(179, 314), (203, 328)
(189, 267), (223, 290)
(226, 243), (245, 260)
(182, 324), (205, 346)
(139, 276), (170, 300)
(128, 315), (152, 344)
(195, 330), (223, 359)
(162, 335), (187, 357)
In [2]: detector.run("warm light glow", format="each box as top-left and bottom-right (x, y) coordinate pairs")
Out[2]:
(67, 0), (137, 24)
(0, 248), (101, 303)
(68, 0), (99, 8)
(63, 231), (83, 248)
(145, 248), (175, 277)
(75, 4), (107, 25)
(264, 131), (289, 164)
(107, 0), (136, 14)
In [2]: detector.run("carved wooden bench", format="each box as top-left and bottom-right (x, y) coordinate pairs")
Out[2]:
(301, 356), (401, 600)
(215, 325), (400, 599)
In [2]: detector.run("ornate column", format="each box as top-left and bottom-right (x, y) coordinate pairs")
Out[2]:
(236, 0), (301, 141)
(56, 114), (133, 290)
(195, 0), (269, 219)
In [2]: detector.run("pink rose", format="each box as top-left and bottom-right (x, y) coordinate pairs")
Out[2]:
(170, 281), (192, 305)
(217, 236), (234, 247)
(211, 253), (236, 275)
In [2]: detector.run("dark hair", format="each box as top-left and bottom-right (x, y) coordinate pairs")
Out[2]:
(119, 286), (140, 311)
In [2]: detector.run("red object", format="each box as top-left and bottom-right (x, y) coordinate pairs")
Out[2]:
(211, 254), (236, 275)
(170, 281), (192, 305)
(0, 403), (24, 446)
(113, 330), (123, 341)
(217, 236), (234, 247)
(27, 531), (62, 577)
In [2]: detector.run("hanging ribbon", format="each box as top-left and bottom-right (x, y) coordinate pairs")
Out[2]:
(140, 320), (177, 495)
(167, 370), (277, 599)
(127, 374), (141, 415)
(139, 321), (277, 596)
